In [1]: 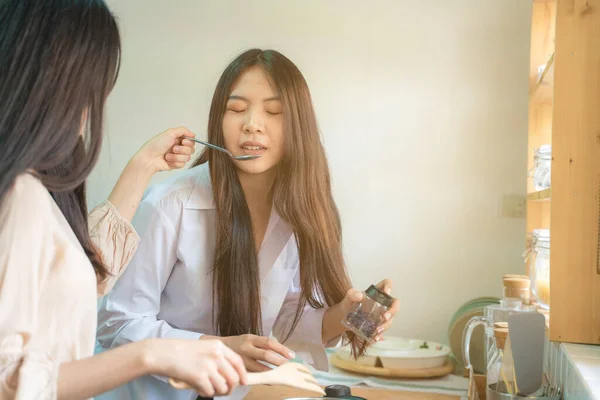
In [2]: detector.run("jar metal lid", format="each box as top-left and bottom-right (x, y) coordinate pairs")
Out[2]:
(365, 285), (394, 308)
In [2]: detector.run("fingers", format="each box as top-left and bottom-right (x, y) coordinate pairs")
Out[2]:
(253, 336), (295, 360)
(376, 278), (393, 295)
(242, 343), (288, 367)
(213, 358), (238, 391)
(373, 298), (400, 342)
(167, 126), (196, 139)
(374, 320), (392, 340)
(165, 153), (192, 163)
(181, 138), (195, 147)
(346, 288), (364, 302)
(222, 346), (248, 386)
(177, 141), (196, 153)
(192, 373), (214, 398)
(243, 357), (272, 372)
(166, 162), (186, 170)
(389, 297), (401, 317)
(233, 335), (294, 372)
(173, 144), (195, 155)
(342, 288), (364, 309)
(208, 371), (229, 396)
(164, 141), (195, 170)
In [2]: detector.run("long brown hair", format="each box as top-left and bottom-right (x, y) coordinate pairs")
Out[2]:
(193, 49), (367, 356)
(0, 0), (121, 280)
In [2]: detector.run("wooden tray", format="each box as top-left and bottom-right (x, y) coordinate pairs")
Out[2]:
(330, 352), (454, 379)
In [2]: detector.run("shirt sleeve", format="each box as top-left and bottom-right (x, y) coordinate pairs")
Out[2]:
(97, 195), (202, 381)
(272, 268), (341, 372)
(96, 195), (202, 383)
(88, 200), (140, 297)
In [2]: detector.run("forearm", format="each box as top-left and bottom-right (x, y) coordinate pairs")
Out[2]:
(57, 340), (152, 400)
(322, 303), (348, 344)
(107, 156), (155, 222)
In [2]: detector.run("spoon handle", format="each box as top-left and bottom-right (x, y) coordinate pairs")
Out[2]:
(187, 137), (231, 156)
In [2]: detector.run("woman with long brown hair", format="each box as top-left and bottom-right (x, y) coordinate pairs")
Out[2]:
(0, 0), (247, 398)
(97, 48), (400, 400)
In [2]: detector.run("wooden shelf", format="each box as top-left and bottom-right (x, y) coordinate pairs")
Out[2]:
(530, 53), (554, 105)
(527, 188), (552, 201)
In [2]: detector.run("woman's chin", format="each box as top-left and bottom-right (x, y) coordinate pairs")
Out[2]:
(234, 159), (275, 176)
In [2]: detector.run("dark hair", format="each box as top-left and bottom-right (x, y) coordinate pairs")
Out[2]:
(0, 0), (121, 279)
(193, 49), (367, 357)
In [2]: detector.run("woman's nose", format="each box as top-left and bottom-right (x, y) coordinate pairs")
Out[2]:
(242, 111), (265, 134)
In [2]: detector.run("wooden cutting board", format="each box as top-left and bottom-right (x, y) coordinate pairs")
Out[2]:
(330, 352), (454, 379)
(245, 385), (460, 399)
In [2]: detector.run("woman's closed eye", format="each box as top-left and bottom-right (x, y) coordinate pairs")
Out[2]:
(265, 105), (282, 116)
(227, 107), (246, 113)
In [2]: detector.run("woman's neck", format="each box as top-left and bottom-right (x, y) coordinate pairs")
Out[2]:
(237, 168), (277, 250)
(237, 168), (277, 207)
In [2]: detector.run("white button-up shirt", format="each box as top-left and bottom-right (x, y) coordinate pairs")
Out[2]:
(95, 164), (335, 400)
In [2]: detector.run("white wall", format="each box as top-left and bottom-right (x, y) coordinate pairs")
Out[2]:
(89, 0), (532, 345)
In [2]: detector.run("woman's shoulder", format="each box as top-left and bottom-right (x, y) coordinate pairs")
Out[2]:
(1, 173), (54, 220)
(138, 163), (215, 217)
(0, 173), (61, 249)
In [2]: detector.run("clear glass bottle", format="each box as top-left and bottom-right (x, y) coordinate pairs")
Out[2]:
(528, 145), (552, 191)
(524, 229), (550, 306)
(341, 285), (394, 342)
(532, 231), (551, 309)
(486, 323), (508, 396)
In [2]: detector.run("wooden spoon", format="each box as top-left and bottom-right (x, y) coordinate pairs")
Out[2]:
(169, 362), (325, 395)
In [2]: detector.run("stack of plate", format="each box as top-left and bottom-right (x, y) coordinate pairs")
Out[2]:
(332, 337), (453, 378)
(447, 297), (500, 374)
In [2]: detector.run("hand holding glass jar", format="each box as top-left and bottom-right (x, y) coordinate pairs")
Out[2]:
(340, 279), (400, 342)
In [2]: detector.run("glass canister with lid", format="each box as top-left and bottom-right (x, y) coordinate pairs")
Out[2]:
(532, 229), (550, 309)
(523, 229), (550, 307)
(502, 275), (531, 307)
(341, 284), (395, 342)
(528, 144), (552, 191)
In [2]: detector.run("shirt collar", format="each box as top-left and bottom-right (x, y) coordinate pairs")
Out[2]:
(184, 164), (216, 210)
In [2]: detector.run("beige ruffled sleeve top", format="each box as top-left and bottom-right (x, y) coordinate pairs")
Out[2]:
(89, 200), (140, 296)
(0, 174), (139, 399)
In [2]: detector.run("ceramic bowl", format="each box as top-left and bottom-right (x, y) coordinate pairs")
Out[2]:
(334, 337), (450, 370)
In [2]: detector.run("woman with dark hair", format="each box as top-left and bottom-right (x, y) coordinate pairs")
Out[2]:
(0, 1), (247, 398)
(97, 49), (400, 400)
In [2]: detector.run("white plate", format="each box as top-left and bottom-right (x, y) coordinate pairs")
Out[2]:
(335, 337), (451, 370)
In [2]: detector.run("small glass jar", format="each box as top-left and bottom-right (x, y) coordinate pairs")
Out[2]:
(524, 229), (549, 304)
(341, 285), (394, 342)
(528, 145), (552, 191)
(502, 275), (531, 307)
(532, 231), (550, 309)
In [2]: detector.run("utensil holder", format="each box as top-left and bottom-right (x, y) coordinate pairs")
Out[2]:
(487, 384), (561, 400)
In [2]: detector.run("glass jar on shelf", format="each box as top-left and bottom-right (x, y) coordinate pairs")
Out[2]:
(523, 229), (550, 307)
(502, 275), (531, 307)
(532, 230), (550, 309)
(528, 144), (552, 191)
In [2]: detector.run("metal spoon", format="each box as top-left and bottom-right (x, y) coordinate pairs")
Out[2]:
(186, 137), (261, 161)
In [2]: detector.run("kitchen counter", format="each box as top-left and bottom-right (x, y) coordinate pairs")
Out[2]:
(245, 385), (461, 399)
(547, 342), (600, 399)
